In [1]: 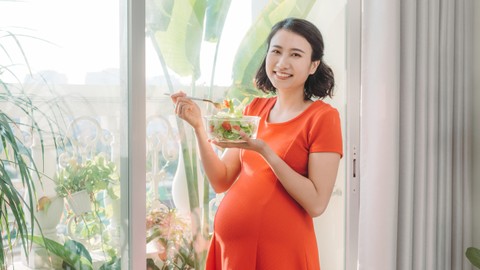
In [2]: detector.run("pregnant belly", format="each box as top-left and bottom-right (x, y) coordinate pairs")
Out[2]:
(213, 174), (311, 243)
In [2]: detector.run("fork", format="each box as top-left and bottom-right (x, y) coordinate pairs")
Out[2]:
(163, 93), (226, 110)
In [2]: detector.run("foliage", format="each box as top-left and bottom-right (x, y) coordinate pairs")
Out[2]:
(467, 247), (480, 269)
(146, 204), (195, 269)
(55, 154), (119, 199)
(32, 236), (121, 270)
(0, 27), (64, 268)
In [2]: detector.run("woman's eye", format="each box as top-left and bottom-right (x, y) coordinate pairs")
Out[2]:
(292, 53), (301, 57)
(270, 49), (280, 54)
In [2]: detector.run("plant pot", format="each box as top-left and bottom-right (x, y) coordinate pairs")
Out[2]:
(66, 190), (92, 215)
(35, 196), (64, 235)
(171, 144), (205, 214)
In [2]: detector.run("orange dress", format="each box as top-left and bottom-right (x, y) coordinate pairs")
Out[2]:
(205, 97), (343, 270)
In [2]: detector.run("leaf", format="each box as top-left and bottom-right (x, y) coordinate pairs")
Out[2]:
(204, 0), (233, 42)
(146, 258), (161, 270)
(467, 247), (480, 269)
(146, 0), (175, 32)
(99, 257), (121, 270)
(228, 0), (318, 100)
(31, 236), (93, 270)
(149, 0), (207, 79)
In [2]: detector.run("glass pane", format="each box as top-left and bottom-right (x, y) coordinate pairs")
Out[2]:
(145, 0), (347, 269)
(1, 0), (127, 269)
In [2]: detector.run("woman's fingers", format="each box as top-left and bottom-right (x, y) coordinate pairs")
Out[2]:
(175, 99), (194, 115)
(170, 91), (186, 104)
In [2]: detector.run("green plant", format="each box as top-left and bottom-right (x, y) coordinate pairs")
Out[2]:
(1, 27), (65, 268)
(146, 204), (194, 269)
(55, 154), (119, 199)
(32, 236), (121, 270)
(466, 247), (480, 269)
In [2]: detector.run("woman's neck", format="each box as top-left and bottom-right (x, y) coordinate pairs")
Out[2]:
(274, 91), (311, 111)
(268, 91), (313, 123)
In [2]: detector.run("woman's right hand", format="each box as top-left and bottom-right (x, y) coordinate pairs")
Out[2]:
(169, 91), (204, 130)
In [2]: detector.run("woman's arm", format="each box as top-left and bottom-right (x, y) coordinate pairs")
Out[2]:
(170, 92), (241, 193)
(193, 125), (242, 193)
(263, 148), (341, 217)
(217, 137), (341, 217)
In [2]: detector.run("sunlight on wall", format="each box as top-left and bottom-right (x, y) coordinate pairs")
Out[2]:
(308, 1), (347, 270)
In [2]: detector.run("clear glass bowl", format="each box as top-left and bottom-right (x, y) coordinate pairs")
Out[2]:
(204, 115), (260, 142)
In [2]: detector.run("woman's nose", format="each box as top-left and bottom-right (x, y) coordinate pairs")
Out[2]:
(275, 55), (289, 69)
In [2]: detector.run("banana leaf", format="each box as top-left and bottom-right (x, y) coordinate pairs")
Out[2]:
(204, 0), (232, 42)
(147, 3), (232, 269)
(148, 0), (207, 79)
(146, 0), (175, 32)
(228, 0), (317, 100)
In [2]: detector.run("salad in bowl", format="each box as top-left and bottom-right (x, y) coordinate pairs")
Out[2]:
(205, 98), (260, 143)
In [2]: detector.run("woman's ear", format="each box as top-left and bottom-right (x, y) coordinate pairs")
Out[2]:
(310, 60), (320, 74)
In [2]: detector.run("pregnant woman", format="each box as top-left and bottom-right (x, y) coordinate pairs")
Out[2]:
(169, 17), (343, 270)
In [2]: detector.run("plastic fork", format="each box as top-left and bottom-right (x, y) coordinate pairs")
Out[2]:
(163, 93), (226, 110)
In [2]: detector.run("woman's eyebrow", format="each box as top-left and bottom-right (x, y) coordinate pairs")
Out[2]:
(271, 44), (306, 54)
(291, 48), (306, 54)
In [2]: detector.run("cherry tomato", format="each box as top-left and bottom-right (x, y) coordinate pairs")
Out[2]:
(222, 121), (232, 131)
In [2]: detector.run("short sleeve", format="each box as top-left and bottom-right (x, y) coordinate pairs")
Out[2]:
(243, 97), (271, 117)
(308, 108), (343, 157)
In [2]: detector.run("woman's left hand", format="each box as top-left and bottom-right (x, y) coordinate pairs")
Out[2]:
(210, 131), (268, 154)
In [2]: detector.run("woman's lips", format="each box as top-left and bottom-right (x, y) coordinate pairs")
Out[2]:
(274, 71), (292, 79)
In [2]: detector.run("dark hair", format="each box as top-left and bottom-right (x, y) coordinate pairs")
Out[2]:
(254, 17), (335, 100)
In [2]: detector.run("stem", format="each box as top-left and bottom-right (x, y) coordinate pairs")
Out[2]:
(207, 38), (222, 99)
(147, 29), (199, 210)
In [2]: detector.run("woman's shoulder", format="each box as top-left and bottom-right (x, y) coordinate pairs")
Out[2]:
(250, 96), (276, 106)
(309, 99), (340, 117)
(245, 96), (276, 115)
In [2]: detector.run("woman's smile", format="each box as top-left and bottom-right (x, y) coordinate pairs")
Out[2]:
(266, 29), (316, 92)
(274, 71), (292, 79)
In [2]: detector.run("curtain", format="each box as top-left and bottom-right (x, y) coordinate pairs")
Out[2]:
(357, 0), (474, 269)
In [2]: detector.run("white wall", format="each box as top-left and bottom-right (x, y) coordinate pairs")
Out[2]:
(308, 2), (347, 270)
(473, 0), (480, 250)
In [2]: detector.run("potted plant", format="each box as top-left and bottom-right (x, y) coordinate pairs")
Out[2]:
(146, 203), (195, 270)
(32, 235), (121, 270)
(55, 154), (119, 215)
(0, 28), (66, 268)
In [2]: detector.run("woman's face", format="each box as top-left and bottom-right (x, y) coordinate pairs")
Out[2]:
(265, 29), (319, 93)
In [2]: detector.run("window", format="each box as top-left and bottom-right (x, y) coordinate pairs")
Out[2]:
(1, 0), (348, 269)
